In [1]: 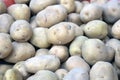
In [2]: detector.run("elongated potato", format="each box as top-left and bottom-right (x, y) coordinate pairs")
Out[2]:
(25, 55), (60, 73)
(36, 5), (67, 28)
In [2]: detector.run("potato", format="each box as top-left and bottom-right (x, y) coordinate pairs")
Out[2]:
(30, 0), (57, 14)
(5, 41), (35, 63)
(27, 70), (59, 80)
(0, 13), (14, 33)
(103, 1), (120, 24)
(55, 69), (68, 80)
(48, 22), (75, 45)
(14, 0), (29, 4)
(60, 0), (75, 13)
(75, 1), (83, 13)
(63, 68), (89, 80)
(0, 33), (12, 59)
(90, 61), (118, 80)
(30, 16), (37, 29)
(82, 39), (109, 65)
(84, 20), (108, 39)
(35, 49), (49, 56)
(30, 27), (50, 48)
(0, 74), (3, 80)
(90, 0), (108, 6)
(64, 56), (90, 72)
(0, 64), (12, 75)
(13, 61), (30, 79)
(0, 0), (6, 14)
(25, 55), (60, 73)
(113, 62), (120, 79)
(49, 45), (69, 62)
(69, 36), (88, 56)
(10, 20), (32, 42)
(80, 4), (102, 23)
(36, 5), (67, 28)
(112, 19), (120, 39)
(67, 13), (82, 25)
(8, 4), (30, 21)
(3, 69), (23, 80)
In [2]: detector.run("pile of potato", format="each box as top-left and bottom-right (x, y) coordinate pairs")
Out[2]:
(0, 0), (120, 80)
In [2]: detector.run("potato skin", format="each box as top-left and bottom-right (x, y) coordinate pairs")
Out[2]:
(36, 5), (67, 28)
(10, 20), (32, 42)
(30, 0), (57, 14)
(0, 33), (12, 59)
(0, 64), (12, 75)
(25, 55), (60, 73)
(75, 1), (83, 13)
(5, 42), (35, 63)
(35, 49), (49, 56)
(0, 0), (6, 14)
(48, 22), (75, 45)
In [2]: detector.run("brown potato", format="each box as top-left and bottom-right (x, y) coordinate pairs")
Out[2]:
(35, 49), (49, 56)
(49, 45), (69, 62)
(8, 4), (30, 21)
(5, 41), (35, 63)
(36, 5), (67, 28)
(10, 20), (32, 42)
(0, 13), (14, 33)
(0, 33), (12, 59)
(48, 22), (75, 45)
(0, 0), (6, 14)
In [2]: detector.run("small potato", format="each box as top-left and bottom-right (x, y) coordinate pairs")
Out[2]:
(36, 5), (67, 28)
(80, 4), (102, 23)
(27, 70), (59, 80)
(90, 61), (118, 80)
(82, 39), (108, 65)
(8, 4), (30, 21)
(13, 61), (30, 79)
(30, 27), (50, 48)
(55, 69), (68, 80)
(84, 20), (108, 39)
(112, 19), (120, 39)
(49, 45), (69, 62)
(30, 16), (37, 29)
(67, 13), (82, 25)
(25, 55), (60, 73)
(0, 64), (12, 75)
(5, 41), (35, 63)
(60, 0), (75, 13)
(64, 56), (90, 72)
(14, 0), (29, 4)
(69, 36), (88, 56)
(30, 0), (57, 14)
(3, 69), (23, 80)
(75, 1), (83, 13)
(63, 68), (89, 80)
(10, 20), (32, 42)
(0, 33), (12, 59)
(48, 22), (75, 45)
(35, 49), (49, 56)
(0, 0), (6, 14)
(0, 13), (14, 33)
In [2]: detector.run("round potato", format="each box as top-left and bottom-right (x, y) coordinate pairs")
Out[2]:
(80, 4), (102, 23)
(36, 5), (67, 28)
(30, 27), (50, 48)
(90, 61), (118, 80)
(55, 69), (68, 80)
(3, 69), (23, 80)
(64, 56), (90, 72)
(60, 0), (75, 13)
(0, 0), (6, 14)
(8, 4), (30, 21)
(10, 20), (32, 42)
(84, 20), (108, 39)
(63, 68), (89, 80)
(25, 55), (60, 73)
(75, 1), (83, 13)
(30, 0), (57, 14)
(35, 49), (49, 56)
(5, 41), (35, 63)
(0, 33), (12, 59)
(14, 0), (29, 4)
(48, 22), (75, 45)
(0, 13), (14, 33)
(69, 36), (88, 56)
(49, 45), (69, 62)
(27, 70), (59, 80)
